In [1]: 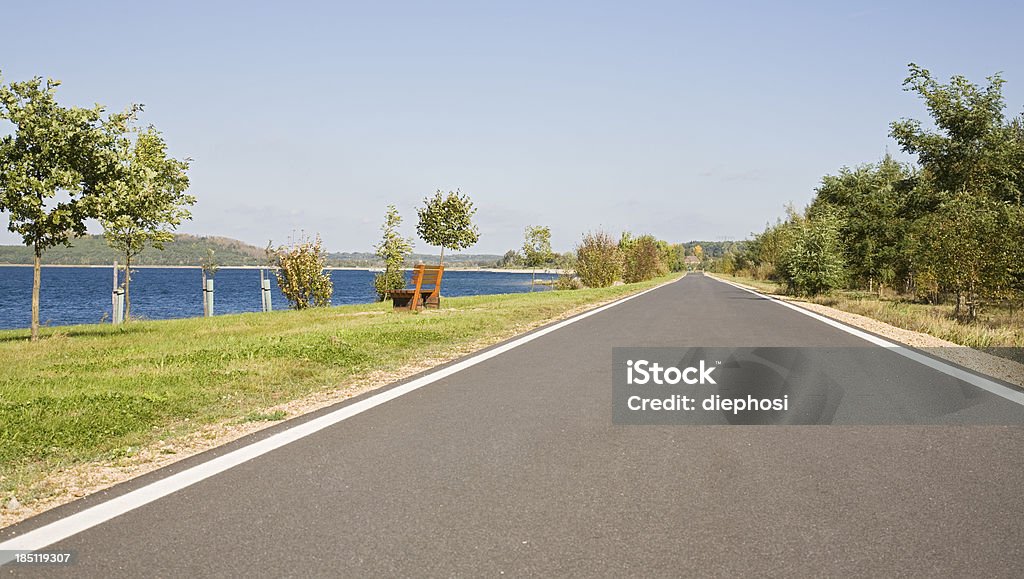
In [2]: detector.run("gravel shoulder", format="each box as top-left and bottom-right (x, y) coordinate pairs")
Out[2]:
(707, 273), (1024, 390)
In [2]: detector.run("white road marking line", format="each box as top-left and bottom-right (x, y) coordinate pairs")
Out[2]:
(708, 274), (1024, 406)
(0, 276), (682, 561)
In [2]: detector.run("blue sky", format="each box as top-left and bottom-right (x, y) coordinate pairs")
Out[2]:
(2, 0), (1022, 253)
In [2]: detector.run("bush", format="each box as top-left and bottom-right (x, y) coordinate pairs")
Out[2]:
(575, 230), (622, 288)
(622, 235), (666, 283)
(553, 273), (583, 290)
(273, 234), (334, 309)
(779, 212), (846, 296)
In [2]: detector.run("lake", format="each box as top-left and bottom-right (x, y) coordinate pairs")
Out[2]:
(0, 266), (559, 330)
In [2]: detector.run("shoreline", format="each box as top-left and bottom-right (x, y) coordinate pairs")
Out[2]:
(0, 264), (566, 274)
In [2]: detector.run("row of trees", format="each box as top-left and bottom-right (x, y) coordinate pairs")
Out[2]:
(718, 64), (1024, 319)
(0, 74), (194, 339)
(574, 231), (683, 287)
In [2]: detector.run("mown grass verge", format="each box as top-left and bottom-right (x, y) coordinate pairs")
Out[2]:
(716, 274), (1024, 351)
(0, 275), (679, 502)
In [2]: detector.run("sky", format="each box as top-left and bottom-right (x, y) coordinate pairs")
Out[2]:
(1, 0), (1022, 254)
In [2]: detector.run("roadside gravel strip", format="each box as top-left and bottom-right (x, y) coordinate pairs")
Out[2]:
(707, 273), (1024, 391)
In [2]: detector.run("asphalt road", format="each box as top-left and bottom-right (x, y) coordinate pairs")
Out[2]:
(4, 273), (1024, 576)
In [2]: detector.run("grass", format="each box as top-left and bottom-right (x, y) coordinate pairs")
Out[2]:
(717, 273), (1024, 352)
(0, 275), (679, 501)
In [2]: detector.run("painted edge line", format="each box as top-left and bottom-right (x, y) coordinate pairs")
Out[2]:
(707, 274), (1024, 406)
(0, 275), (683, 561)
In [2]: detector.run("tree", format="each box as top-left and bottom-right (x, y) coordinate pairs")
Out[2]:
(373, 205), (413, 301)
(273, 234), (334, 309)
(810, 156), (914, 293)
(99, 125), (193, 320)
(779, 209), (846, 296)
(890, 63), (1024, 307)
(890, 63), (1023, 206)
(622, 235), (666, 283)
(0, 74), (132, 340)
(495, 249), (522, 268)
(522, 225), (554, 291)
(575, 230), (622, 288)
(415, 190), (479, 265)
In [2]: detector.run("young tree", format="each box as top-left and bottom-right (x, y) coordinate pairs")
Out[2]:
(779, 209), (846, 296)
(374, 205), (413, 301)
(575, 230), (622, 288)
(415, 190), (479, 265)
(100, 126), (193, 320)
(0, 74), (132, 339)
(522, 225), (554, 291)
(273, 234), (334, 309)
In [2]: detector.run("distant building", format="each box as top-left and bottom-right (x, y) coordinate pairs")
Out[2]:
(684, 255), (702, 270)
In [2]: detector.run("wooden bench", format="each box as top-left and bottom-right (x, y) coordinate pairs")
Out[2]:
(390, 264), (444, 310)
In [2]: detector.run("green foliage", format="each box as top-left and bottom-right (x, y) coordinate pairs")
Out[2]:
(622, 234), (667, 283)
(574, 230), (622, 288)
(810, 156), (914, 292)
(99, 125), (193, 319)
(522, 225), (555, 291)
(494, 249), (523, 268)
(522, 225), (554, 268)
(778, 209), (847, 296)
(374, 205), (414, 301)
(890, 63), (1023, 206)
(272, 234), (334, 309)
(201, 248), (219, 277)
(0, 74), (133, 338)
(553, 273), (583, 290)
(415, 189), (480, 264)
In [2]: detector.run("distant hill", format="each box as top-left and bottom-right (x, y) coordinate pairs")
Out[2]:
(0, 235), (502, 268)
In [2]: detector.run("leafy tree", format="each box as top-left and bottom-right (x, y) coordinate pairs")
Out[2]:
(0, 74), (132, 339)
(522, 225), (554, 291)
(811, 156), (914, 293)
(913, 192), (1016, 319)
(273, 234), (334, 309)
(415, 189), (479, 265)
(495, 249), (521, 268)
(622, 234), (666, 283)
(779, 209), (846, 296)
(373, 205), (413, 301)
(891, 63), (1023, 206)
(99, 125), (193, 319)
(575, 230), (622, 288)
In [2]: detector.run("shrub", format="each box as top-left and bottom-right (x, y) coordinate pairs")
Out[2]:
(622, 235), (666, 283)
(272, 234), (334, 309)
(575, 230), (622, 288)
(779, 212), (846, 296)
(553, 273), (583, 290)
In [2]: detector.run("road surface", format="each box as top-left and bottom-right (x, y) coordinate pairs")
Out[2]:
(4, 273), (1024, 576)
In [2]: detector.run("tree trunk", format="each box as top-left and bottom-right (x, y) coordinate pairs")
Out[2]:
(31, 249), (41, 341)
(123, 255), (132, 321)
(439, 246), (445, 266)
(531, 267), (536, 292)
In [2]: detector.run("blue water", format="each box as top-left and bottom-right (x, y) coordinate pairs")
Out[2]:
(0, 267), (559, 330)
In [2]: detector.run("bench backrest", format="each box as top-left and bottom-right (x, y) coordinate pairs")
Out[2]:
(415, 265), (443, 287)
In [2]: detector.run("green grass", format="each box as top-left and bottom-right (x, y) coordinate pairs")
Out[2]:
(717, 273), (1024, 351)
(0, 275), (679, 501)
